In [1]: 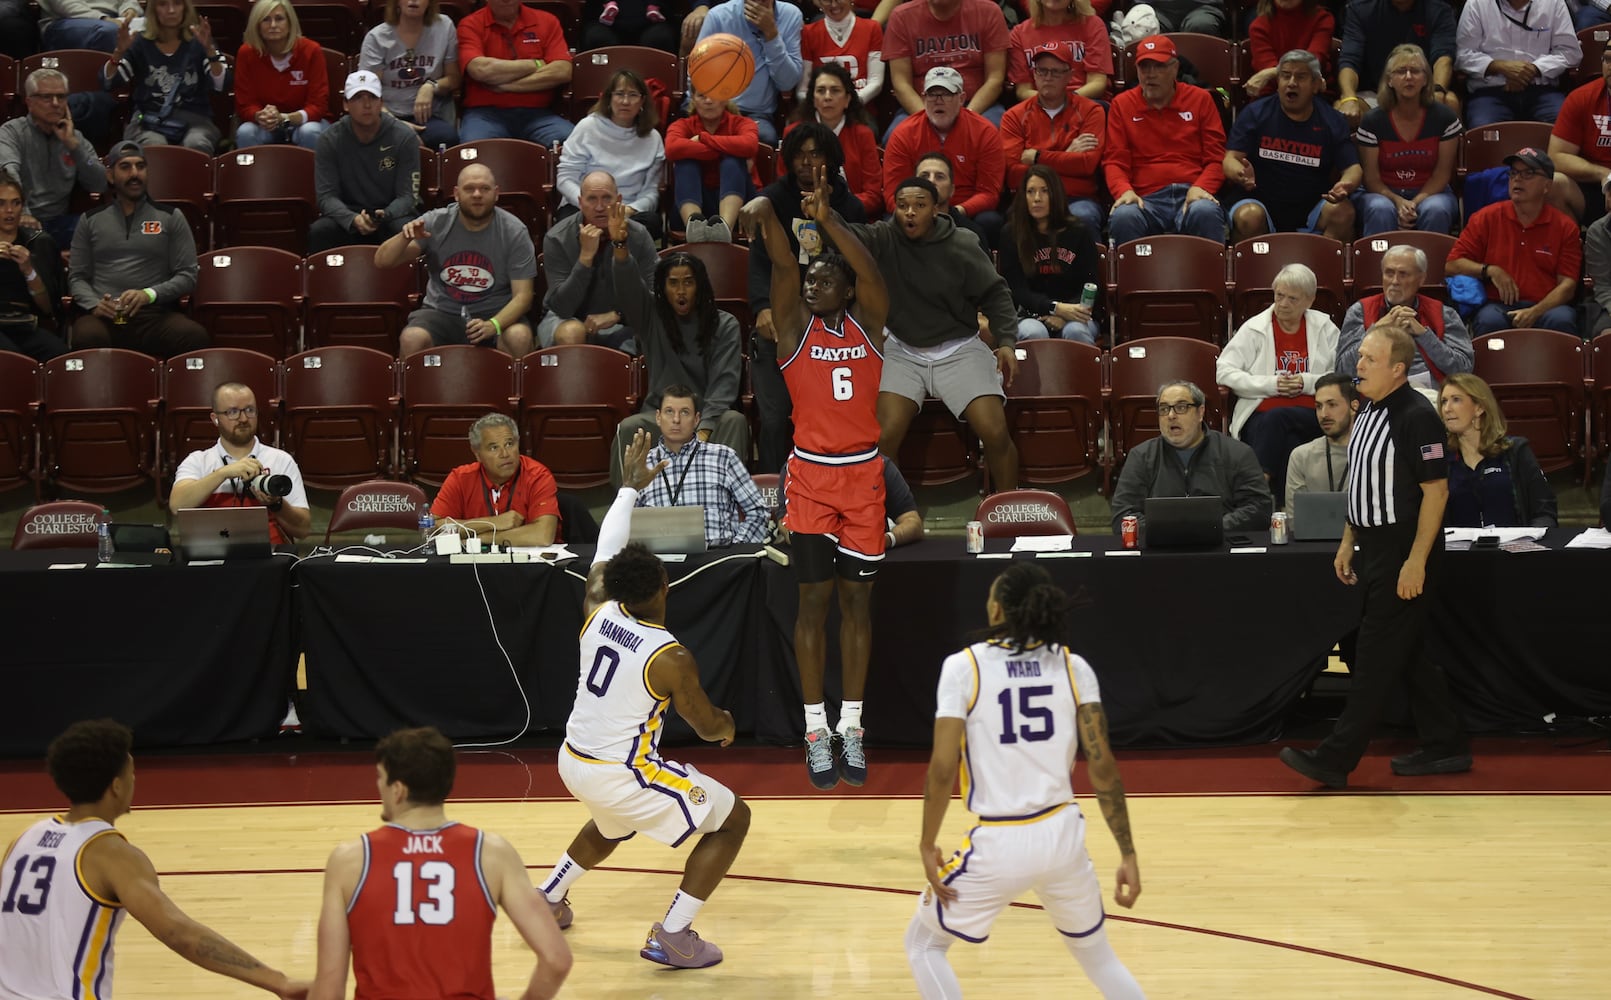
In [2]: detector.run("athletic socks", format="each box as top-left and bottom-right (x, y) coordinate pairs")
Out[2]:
(1065, 926), (1146, 999)
(805, 702), (828, 734)
(662, 889), (706, 933)
(838, 701), (863, 734)
(540, 852), (586, 903)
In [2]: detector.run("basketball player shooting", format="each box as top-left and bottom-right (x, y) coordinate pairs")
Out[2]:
(742, 163), (889, 791)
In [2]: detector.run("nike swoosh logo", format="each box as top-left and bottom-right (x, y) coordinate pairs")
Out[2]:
(380, 145), (394, 152)
(857, 568), (877, 577)
(1131, 116), (1144, 122)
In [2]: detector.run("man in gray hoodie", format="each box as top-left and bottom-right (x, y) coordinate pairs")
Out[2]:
(307, 71), (421, 255)
(846, 175), (1021, 490)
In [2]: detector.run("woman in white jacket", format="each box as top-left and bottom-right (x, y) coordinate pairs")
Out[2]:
(1215, 263), (1339, 502)
(555, 69), (666, 240)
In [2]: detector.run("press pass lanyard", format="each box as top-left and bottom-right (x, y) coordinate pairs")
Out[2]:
(664, 442), (700, 507)
(481, 463), (521, 517)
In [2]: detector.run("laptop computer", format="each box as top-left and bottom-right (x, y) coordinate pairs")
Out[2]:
(1292, 491), (1348, 541)
(628, 506), (708, 554)
(176, 507), (274, 561)
(1142, 496), (1225, 550)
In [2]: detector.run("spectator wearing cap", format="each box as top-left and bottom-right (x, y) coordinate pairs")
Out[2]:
(692, 0), (804, 146)
(881, 0), (1010, 138)
(1455, 0), (1579, 129)
(1447, 148), (1581, 337)
(307, 71), (422, 255)
(1005, 0), (1112, 104)
(457, 0), (574, 145)
(1000, 44), (1104, 236)
(0, 68), (110, 249)
(234, 0), (331, 151)
(1104, 34), (1227, 247)
(883, 66), (1006, 246)
(69, 140), (208, 357)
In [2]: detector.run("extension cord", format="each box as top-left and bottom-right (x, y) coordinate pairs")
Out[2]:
(449, 552), (532, 564)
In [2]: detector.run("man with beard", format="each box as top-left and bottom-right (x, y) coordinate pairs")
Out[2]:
(170, 380), (312, 547)
(1284, 371), (1359, 515)
(68, 140), (208, 357)
(379, 161), (537, 357)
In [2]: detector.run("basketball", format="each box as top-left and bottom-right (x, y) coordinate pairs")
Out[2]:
(687, 33), (756, 102)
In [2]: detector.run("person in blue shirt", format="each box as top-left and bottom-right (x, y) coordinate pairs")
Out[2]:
(694, 0), (803, 145)
(1224, 49), (1361, 243)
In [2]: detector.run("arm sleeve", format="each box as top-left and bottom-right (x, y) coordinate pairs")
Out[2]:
(729, 450), (771, 542)
(555, 123), (587, 204)
(1194, 90), (1227, 192)
(315, 133), (356, 226)
(699, 312), (743, 426)
(1037, 99), (1106, 180)
(541, 230), (589, 318)
(1418, 307), (1474, 374)
(1108, 443), (1150, 533)
(521, 462), (560, 523)
(359, 29), (383, 75)
(1509, 439), (1558, 528)
(1428, 1), (1460, 63)
(1455, 5), (1491, 79)
(69, 217), (98, 310)
(762, 8), (805, 90)
(1102, 101), (1135, 197)
(594, 487), (640, 563)
(1335, 302), (1364, 377)
(1249, 15), (1277, 70)
(1338, 5), (1365, 72)
(1534, 6), (1580, 84)
(883, 458), (918, 519)
(153, 211), (198, 302)
(629, 135), (665, 215)
(1283, 448), (1308, 516)
(234, 46), (264, 120)
(302, 39), (330, 121)
(972, 259), (1019, 346)
(385, 135), (421, 219)
(702, 115), (760, 157)
(664, 117), (719, 161)
(612, 252), (657, 332)
(1222, 440), (1275, 531)
(1215, 323), (1276, 398)
(934, 652), (974, 719)
(1587, 219), (1611, 313)
(956, 121), (1004, 217)
(998, 239), (1050, 316)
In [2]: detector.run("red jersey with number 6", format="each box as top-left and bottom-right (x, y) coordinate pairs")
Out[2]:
(348, 822), (497, 1000)
(780, 312), (883, 461)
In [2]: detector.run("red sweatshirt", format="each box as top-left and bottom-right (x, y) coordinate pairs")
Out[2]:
(883, 108), (1005, 216)
(665, 110), (761, 191)
(1248, 6), (1335, 76)
(785, 118), (884, 217)
(1103, 83), (1224, 199)
(1000, 93), (1105, 197)
(234, 36), (329, 123)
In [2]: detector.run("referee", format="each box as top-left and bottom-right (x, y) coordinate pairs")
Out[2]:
(1280, 322), (1470, 789)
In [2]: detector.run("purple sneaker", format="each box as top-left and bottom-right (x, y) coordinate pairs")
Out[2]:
(641, 921), (723, 968)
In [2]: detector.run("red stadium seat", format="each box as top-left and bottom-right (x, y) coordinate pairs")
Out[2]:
(214, 146), (318, 253)
(974, 489), (1077, 538)
(160, 349), (281, 489)
(324, 480), (428, 543)
(1106, 337), (1224, 494)
(895, 400), (981, 489)
(1231, 234), (1348, 326)
(190, 247), (304, 357)
(1471, 330), (1587, 474)
(1576, 26), (1611, 86)
(1461, 121), (1553, 177)
(1350, 232), (1456, 303)
(750, 472), (780, 518)
(1123, 33), (1239, 107)
(0, 55), (18, 120)
(532, 0), (584, 43)
(1004, 339), (1103, 485)
(40, 349), (161, 495)
(568, 46), (682, 119)
(193, 0), (250, 56)
(1591, 331), (1611, 481)
(1113, 236), (1229, 344)
(661, 242), (752, 331)
(438, 140), (554, 241)
(517, 345), (639, 488)
(11, 500), (104, 550)
(400, 345), (519, 487)
(0, 352), (42, 500)
(282, 346), (400, 487)
(295, 0), (364, 53)
(322, 46), (351, 121)
(304, 245), (420, 352)
(141, 144), (213, 252)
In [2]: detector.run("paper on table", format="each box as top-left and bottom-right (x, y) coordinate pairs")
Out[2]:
(1009, 535), (1073, 552)
(511, 544), (578, 563)
(1443, 527), (1544, 544)
(1564, 528), (1611, 549)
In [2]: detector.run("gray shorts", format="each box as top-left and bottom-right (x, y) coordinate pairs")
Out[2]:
(879, 336), (1004, 418)
(405, 307), (481, 347)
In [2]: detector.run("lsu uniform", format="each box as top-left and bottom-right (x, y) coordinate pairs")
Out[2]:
(0, 817), (127, 1000)
(346, 822), (497, 1000)
(558, 601), (736, 847)
(916, 640), (1108, 943)
(779, 311), (886, 561)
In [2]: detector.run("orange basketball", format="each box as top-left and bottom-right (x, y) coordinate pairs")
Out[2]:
(687, 33), (756, 102)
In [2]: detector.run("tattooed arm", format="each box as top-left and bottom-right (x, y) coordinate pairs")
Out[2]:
(1076, 702), (1142, 909)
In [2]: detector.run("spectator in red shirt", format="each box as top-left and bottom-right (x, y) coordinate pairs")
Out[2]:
(431, 412), (563, 545)
(1548, 46), (1611, 224)
(667, 89), (761, 242)
(1000, 44), (1103, 235)
(1006, 0), (1111, 103)
(1244, 0), (1334, 98)
(1447, 148), (1582, 337)
(234, 0), (330, 149)
(884, 66), (1006, 245)
(786, 62), (884, 217)
(881, 0), (1010, 138)
(1103, 35), (1226, 246)
(799, 0), (886, 105)
(457, 0), (573, 145)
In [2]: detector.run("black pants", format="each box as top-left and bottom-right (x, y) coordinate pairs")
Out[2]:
(306, 214), (413, 256)
(72, 309), (209, 358)
(749, 331), (793, 473)
(1315, 521), (1466, 772)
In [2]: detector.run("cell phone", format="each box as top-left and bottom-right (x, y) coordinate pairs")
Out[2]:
(1473, 535), (1501, 549)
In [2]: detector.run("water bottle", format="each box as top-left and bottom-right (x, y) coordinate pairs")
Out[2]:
(96, 507), (114, 562)
(418, 502), (435, 545)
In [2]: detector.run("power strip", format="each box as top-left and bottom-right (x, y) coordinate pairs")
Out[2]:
(449, 552), (532, 564)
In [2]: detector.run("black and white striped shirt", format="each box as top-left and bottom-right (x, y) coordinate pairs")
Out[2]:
(1347, 382), (1448, 528)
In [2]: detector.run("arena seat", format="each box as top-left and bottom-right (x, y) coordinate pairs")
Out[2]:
(750, 472), (780, 518)
(282, 346), (399, 488)
(304, 244), (419, 353)
(517, 345), (639, 489)
(160, 348), (281, 491)
(438, 140), (554, 242)
(0, 55), (19, 119)
(0, 352), (41, 500)
(974, 489), (1077, 538)
(1591, 331), (1611, 482)
(661, 242), (752, 331)
(1231, 233), (1348, 326)
(1113, 235), (1229, 344)
(138, 144), (212, 252)
(190, 247), (303, 357)
(1350, 231), (1456, 303)
(322, 46), (351, 121)
(400, 345), (519, 487)
(895, 400), (981, 489)
(40, 349), (161, 496)
(1471, 329), (1587, 475)
(1003, 339), (1102, 485)
(295, 0), (364, 53)
(324, 480), (427, 543)
(568, 45), (681, 120)
(11, 500), (102, 550)
(1461, 121), (1553, 177)
(1105, 337), (1224, 494)
(213, 146), (318, 254)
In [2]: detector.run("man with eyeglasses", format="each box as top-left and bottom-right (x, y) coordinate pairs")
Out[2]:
(1000, 45), (1105, 236)
(1108, 380), (1272, 535)
(883, 66), (1007, 247)
(0, 68), (110, 249)
(170, 381), (312, 547)
(1446, 147), (1581, 336)
(1335, 0), (1460, 130)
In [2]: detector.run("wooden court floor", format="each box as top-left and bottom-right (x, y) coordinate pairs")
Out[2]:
(2, 744), (1606, 999)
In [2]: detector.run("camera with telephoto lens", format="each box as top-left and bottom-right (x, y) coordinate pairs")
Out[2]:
(247, 472), (293, 498)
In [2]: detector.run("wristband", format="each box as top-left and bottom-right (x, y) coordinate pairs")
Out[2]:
(1338, 96), (1362, 106)
(489, 317), (502, 337)
(143, 288), (156, 303)
(885, 530), (896, 548)
(24, 270), (39, 282)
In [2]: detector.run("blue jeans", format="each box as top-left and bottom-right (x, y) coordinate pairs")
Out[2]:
(41, 213), (80, 249)
(743, 113), (778, 147)
(673, 156), (751, 213)
(1465, 87), (1567, 129)
(1358, 188), (1458, 236)
(235, 120), (329, 150)
(42, 18), (118, 51)
(1472, 301), (1578, 336)
(1108, 183), (1226, 246)
(1069, 198), (1104, 240)
(459, 106), (573, 145)
(414, 116), (459, 152)
(1017, 316), (1099, 345)
(1575, 4), (1610, 30)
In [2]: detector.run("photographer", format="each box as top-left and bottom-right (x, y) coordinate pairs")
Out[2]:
(169, 382), (311, 546)
(306, 71), (421, 255)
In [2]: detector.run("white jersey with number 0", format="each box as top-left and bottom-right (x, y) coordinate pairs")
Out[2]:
(565, 600), (682, 763)
(935, 639), (1102, 820)
(0, 816), (128, 1000)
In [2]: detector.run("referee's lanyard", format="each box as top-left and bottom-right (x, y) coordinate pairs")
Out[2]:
(480, 463), (521, 517)
(662, 442), (700, 507)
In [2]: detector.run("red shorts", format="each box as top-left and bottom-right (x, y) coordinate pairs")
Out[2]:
(782, 454), (886, 561)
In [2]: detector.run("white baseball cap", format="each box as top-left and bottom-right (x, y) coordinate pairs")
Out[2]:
(343, 70), (383, 100)
(922, 66), (964, 94)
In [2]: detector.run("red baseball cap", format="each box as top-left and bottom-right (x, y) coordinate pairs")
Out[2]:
(1135, 35), (1178, 65)
(1031, 43), (1073, 67)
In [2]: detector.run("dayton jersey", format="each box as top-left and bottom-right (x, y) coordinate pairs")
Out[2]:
(566, 601), (682, 763)
(779, 312), (883, 461)
(0, 817), (127, 1000)
(347, 822), (497, 1000)
(934, 640), (1102, 819)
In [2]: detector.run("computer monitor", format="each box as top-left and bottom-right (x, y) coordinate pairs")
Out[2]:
(176, 507), (274, 561)
(628, 506), (708, 554)
(1142, 496), (1225, 549)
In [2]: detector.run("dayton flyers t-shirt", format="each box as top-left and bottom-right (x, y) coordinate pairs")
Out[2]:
(1356, 103), (1462, 192)
(418, 205), (538, 319)
(1228, 95), (1358, 232)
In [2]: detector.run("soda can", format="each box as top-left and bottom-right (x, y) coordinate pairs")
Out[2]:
(1270, 511), (1290, 545)
(965, 520), (985, 554)
(1120, 514), (1138, 549)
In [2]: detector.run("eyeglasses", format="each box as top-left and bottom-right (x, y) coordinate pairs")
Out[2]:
(1156, 401), (1200, 416)
(29, 93), (68, 103)
(215, 406), (257, 419)
(1390, 66), (1427, 76)
(1508, 168), (1545, 180)
(1031, 66), (1071, 77)
(611, 90), (644, 100)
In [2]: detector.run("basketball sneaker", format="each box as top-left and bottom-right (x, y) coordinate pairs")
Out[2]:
(836, 726), (867, 787)
(804, 727), (838, 789)
(549, 894), (573, 930)
(641, 921), (723, 968)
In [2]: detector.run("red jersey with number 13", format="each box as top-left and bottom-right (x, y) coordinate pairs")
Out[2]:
(780, 312), (883, 459)
(348, 822), (497, 1000)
